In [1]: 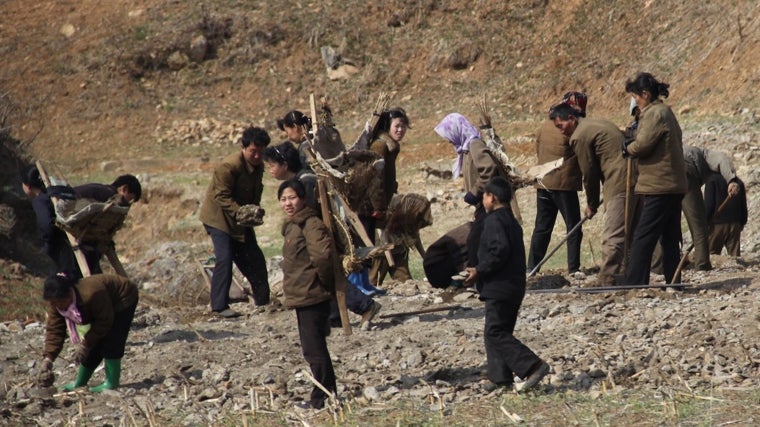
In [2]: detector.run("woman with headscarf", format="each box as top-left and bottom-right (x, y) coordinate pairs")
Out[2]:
(435, 113), (502, 269)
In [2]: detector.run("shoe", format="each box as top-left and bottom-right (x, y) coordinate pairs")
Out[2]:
(360, 301), (382, 331)
(519, 361), (550, 392)
(214, 308), (241, 318)
(293, 401), (324, 416)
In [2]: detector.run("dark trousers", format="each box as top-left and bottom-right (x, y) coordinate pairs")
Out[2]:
(625, 194), (683, 285)
(329, 278), (373, 325)
(83, 300), (137, 369)
(296, 300), (336, 409)
(527, 189), (582, 272)
(466, 205), (487, 268)
(205, 225), (269, 311)
(483, 297), (542, 384)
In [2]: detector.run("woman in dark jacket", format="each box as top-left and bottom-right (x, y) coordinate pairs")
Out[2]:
(279, 178), (337, 410)
(40, 273), (138, 392)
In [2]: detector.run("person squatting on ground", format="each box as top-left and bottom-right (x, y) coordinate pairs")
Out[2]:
(435, 112), (503, 271)
(463, 176), (550, 392)
(622, 72), (688, 285)
(527, 92), (585, 275)
(39, 272), (138, 392)
(263, 143), (381, 331)
(362, 108), (412, 287)
(705, 174), (747, 256)
(278, 179), (337, 411)
(550, 102), (636, 286)
(199, 126), (271, 318)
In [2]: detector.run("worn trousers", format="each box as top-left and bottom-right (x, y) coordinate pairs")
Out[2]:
(527, 189), (582, 273)
(296, 300), (336, 409)
(681, 179), (712, 270)
(709, 223), (742, 256)
(625, 194), (683, 285)
(205, 225), (269, 311)
(483, 297), (542, 384)
(598, 193), (638, 285)
(82, 301), (137, 369)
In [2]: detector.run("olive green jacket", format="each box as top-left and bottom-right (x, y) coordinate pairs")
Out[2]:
(626, 100), (687, 195)
(199, 151), (265, 241)
(536, 119), (582, 191)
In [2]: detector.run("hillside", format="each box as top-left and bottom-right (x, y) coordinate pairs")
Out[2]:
(1, 1), (759, 425)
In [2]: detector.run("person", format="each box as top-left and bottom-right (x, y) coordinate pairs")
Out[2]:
(263, 143), (317, 209)
(366, 107), (412, 286)
(422, 222), (472, 288)
(199, 126), (271, 318)
(622, 72), (688, 285)
(263, 143), (381, 331)
(434, 113), (502, 270)
(550, 102), (635, 286)
(278, 179), (337, 411)
(39, 272), (138, 392)
(464, 177), (550, 392)
(21, 165), (80, 276)
(75, 174), (142, 207)
(527, 92), (585, 275)
(276, 110), (313, 173)
(705, 174), (747, 256)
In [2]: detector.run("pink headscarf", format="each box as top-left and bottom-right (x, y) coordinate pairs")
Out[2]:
(56, 290), (84, 344)
(434, 113), (481, 179)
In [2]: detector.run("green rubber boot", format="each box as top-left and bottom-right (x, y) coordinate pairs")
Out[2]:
(89, 358), (121, 393)
(61, 365), (95, 391)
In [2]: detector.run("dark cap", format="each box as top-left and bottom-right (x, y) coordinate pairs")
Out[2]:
(276, 110), (308, 131)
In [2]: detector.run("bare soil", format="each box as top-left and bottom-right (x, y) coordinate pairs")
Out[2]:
(1, 0), (759, 425)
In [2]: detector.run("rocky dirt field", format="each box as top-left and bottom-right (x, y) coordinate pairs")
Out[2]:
(1, 0), (760, 425)
(2, 117), (760, 425)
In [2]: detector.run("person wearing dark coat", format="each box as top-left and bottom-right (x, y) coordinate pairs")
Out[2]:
(705, 175), (747, 256)
(40, 273), (138, 393)
(464, 177), (550, 392)
(279, 179), (337, 410)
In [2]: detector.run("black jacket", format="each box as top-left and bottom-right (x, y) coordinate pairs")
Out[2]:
(704, 175), (747, 226)
(475, 207), (526, 300)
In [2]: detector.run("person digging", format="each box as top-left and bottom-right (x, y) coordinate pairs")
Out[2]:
(39, 272), (138, 392)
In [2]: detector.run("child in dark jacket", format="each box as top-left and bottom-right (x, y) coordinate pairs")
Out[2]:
(465, 176), (550, 392)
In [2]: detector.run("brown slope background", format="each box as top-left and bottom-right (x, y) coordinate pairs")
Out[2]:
(0, 0), (758, 293)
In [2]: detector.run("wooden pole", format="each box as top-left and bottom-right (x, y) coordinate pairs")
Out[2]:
(35, 161), (92, 277)
(308, 94), (352, 335)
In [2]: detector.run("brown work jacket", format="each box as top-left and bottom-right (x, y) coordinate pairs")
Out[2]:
(280, 207), (335, 308)
(199, 151), (264, 241)
(535, 119), (582, 191)
(626, 100), (687, 195)
(44, 274), (138, 361)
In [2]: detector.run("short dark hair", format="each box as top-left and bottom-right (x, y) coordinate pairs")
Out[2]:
(43, 272), (78, 301)
(549, 102), (581, 121)
(277, 178), (306, 200)
(21, 165), (45, 190)
(111, 174), (142, 202)
(625, 72), (670, 99)
(484, 176), (512, 204)
(241, 126), (271, 148)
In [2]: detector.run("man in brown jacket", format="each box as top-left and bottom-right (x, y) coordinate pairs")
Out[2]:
(199, 126), (271, 317)
(551, 102), (636, 285)
(527, 92), (585, 274)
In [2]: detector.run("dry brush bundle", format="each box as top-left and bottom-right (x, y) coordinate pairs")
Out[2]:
(384, 193), (433, 247)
